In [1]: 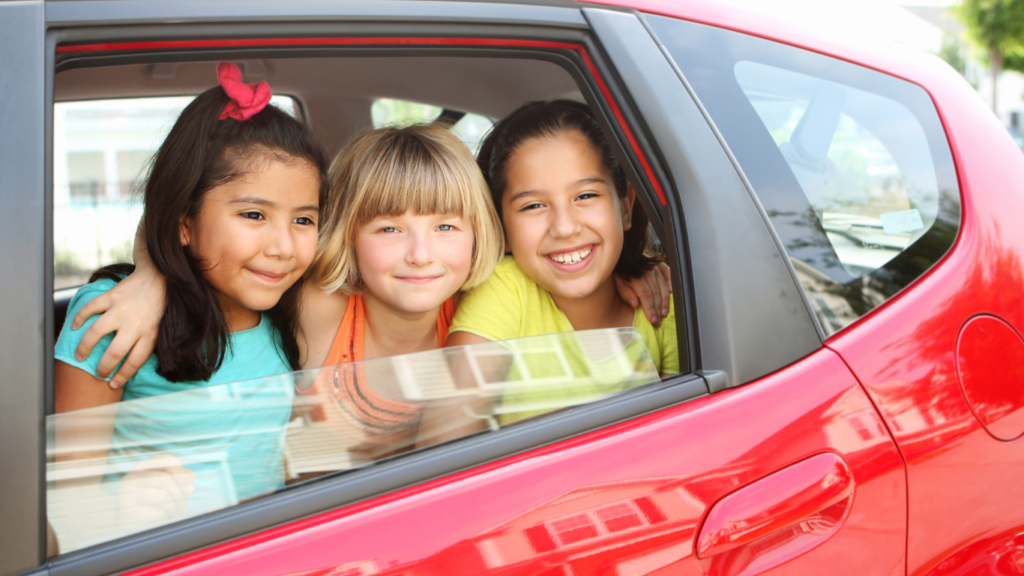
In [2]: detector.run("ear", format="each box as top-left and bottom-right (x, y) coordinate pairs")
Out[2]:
(179, 216), (193, 248)
(621, 186), (636, 232)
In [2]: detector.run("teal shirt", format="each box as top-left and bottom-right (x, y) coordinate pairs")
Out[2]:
(55, 279), (295, 510)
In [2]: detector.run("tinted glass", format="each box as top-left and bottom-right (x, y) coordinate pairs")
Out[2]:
(647, 15), (960, 335)
(48, 328), (658, 554)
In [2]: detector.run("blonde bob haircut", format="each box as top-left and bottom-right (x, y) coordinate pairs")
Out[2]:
(312, 123), (504, 294)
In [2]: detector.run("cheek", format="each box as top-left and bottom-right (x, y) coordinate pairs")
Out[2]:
(501, 214), (534, 255)
(354, 237), (398, 279)
(444, 234), (476, 273)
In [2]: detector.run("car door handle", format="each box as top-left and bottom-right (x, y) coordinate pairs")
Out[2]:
(696, 453), (855, 562)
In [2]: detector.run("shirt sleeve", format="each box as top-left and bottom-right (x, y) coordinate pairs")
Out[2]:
(449, 259), (524, 342)
(54, 279), (122, 381)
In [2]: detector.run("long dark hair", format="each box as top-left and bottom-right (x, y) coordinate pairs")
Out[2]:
(476, 99), (660, 278)
(93, 86), (328, 381)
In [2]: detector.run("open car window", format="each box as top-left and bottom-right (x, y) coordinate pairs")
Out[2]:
(371, 97), (493, 155)
(48, 328), (659, 555)
(53, 95), (298, 290)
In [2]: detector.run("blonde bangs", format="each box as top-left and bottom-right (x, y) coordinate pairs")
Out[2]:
(313, 123), (504, 295)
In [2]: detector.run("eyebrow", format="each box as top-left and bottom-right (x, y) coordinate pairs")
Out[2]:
(231, 196), (318, 212)
(507, 177), (608, 204)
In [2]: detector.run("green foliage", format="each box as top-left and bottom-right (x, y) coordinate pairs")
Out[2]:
(955, 0), (1024, 69)
(938, 33), (969, 75)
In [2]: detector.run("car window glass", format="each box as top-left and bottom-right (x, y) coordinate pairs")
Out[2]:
(53, 96), (297, 290)
(371, 97), (493, 154)
(735, 61), (940, 277)
(647, 15), (960, 336)
(47, 328), (659, 555)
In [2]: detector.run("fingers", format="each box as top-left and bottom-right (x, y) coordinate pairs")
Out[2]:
(614, 276), (640, 308)
(71, 292), (113, 331)
(654, 265), (671, 319)
(656, 262), (673, 293)
(74, 306), (121, 363)
(640, 274), (663, 326)
(109, 336), (156, 389)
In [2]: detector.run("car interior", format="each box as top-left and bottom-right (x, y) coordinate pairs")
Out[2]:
(52, 55), (593, 332)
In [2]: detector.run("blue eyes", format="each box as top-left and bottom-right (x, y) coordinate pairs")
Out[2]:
(380, 224), (456, 233)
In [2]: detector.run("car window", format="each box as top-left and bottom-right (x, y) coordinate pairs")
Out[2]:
(53, 95), (297, 290)
(47, 328), (659, 555)
(647, 15), (960, 336)
(371, 97), (493, 154)
(734, 61), (939, 276)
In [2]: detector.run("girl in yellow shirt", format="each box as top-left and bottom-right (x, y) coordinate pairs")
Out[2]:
(447, 100), (678, 379)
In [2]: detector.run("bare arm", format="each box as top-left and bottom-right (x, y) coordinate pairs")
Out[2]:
(53, 361), (194, 527)
(71, 224), (166, 388)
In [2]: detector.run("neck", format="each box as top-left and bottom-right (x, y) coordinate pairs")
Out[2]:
(360, 292), (441, 360)
(215, 292), (261, 332)
(551, 276), (634, 331)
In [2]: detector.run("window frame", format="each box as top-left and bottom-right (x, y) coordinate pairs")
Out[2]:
(30, 7), (712, 576)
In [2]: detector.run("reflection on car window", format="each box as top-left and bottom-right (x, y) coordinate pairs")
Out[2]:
(53, 96), (297, 289)
(735, 61), (940, 277)
(47, 328), (658, 554)
(371, 98), (493, 155)
(647, 15), (960, 337)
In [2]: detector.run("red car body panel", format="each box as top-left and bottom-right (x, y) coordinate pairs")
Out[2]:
(124, 349), (905, 576)
(599, 2), (1024, 573)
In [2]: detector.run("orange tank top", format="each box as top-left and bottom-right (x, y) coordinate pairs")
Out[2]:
(322, 295), (455, 435)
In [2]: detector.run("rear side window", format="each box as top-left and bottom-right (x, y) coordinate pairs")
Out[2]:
(647, 15), (960, 335)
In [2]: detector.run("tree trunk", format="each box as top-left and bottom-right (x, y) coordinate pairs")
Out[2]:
(990, 47), (1003, 114)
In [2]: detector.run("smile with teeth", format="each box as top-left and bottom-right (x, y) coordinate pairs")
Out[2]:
(549, 246), (593, 265)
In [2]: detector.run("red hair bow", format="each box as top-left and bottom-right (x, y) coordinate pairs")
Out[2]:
(217, 62), (272, 121)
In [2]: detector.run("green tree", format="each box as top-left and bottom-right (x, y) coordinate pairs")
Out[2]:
(955, 0), (1024, 112)
(938, 33), (968, 76)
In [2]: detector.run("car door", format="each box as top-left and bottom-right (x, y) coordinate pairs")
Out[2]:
(634, 4), (1024, 574)
(6, 3), (908, 576)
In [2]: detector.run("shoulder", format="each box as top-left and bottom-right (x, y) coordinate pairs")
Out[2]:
(492, 255), (531, 283)
(633, 298), (679, 375)
(297, 285), (350, 369)
(67, 278), (119, 311)
(451, 256), (528, 340)
(54, 279), (127, 380)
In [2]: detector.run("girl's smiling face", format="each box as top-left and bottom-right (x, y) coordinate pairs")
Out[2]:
(355, 210), (474, 316)
(180, 158), (320, 330)
(501, 131), (634, 302)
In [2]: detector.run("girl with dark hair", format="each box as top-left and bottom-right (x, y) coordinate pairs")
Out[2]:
(446, 100), (678, 420)
(54, 63), (327, 512)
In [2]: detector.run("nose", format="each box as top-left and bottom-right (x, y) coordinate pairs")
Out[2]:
(406, 229), (436, 267)
(549, 202), (583, 239)
(264, 220), (297, 260)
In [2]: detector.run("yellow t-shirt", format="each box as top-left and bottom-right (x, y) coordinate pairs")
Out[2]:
(450, 257), (679, 422)
(452, 257), (678, 373)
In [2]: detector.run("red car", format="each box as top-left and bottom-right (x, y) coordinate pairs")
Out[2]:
(3, 0), (1023, 575)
